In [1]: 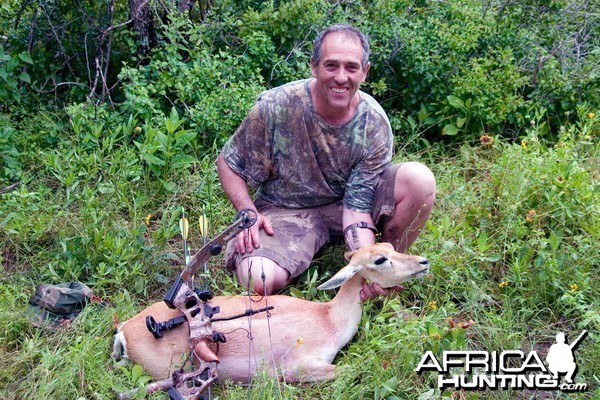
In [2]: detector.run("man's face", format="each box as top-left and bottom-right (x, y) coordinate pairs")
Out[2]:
(311, 32), (370, 115)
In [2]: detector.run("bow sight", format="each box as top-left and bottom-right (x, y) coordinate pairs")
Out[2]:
(142, 209), (263, 400)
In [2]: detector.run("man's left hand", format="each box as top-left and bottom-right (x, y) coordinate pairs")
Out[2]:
(360, 283), (404, 302)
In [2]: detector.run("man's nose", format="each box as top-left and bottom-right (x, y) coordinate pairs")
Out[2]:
(335, 69), (348, 83)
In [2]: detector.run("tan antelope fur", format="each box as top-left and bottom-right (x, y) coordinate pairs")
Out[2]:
(112, 242), (429, 383)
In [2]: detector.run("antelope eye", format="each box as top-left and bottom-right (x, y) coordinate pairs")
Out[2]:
(374, 257), (387, 265)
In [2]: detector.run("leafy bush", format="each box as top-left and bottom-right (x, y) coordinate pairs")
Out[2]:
(362, 0), (598, 141)
(118, 15), (267, 148)
(0, 46), (33, 107)
(0, 115), (21, 182)
(0, 0), (133, 105)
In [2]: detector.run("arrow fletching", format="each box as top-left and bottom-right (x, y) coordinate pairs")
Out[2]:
(179, 209), (189, 241)
(198, 211), (208, 240)
(179, 208), (190, 265)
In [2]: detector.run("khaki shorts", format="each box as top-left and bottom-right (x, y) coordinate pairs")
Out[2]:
(225, 163), (400, 278)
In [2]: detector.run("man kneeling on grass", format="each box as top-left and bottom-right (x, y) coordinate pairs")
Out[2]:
(217, 24), (436, 300)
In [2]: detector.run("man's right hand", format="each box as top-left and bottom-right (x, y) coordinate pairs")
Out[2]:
(234, 212), (274, 254)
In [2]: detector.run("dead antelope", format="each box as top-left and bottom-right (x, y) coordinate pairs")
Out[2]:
(112, 242), (429, 383)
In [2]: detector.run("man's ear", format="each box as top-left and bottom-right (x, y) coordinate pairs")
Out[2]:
(362, 61), (371, 82)
(310, 58), (317, 77)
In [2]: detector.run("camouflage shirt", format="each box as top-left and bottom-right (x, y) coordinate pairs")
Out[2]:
(222, 79), (393, 213)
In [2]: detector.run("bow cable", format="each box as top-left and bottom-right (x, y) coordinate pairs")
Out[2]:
(198, 207), (211, 400)
(241, 222), (280, 399)
(257, 253), (281, 398)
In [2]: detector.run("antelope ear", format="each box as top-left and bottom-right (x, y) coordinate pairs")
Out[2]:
(317, 264), (361, 290)
(344, 250), (356, 261)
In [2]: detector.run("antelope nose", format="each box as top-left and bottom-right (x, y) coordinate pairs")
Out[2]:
(419, 258), (429, 266)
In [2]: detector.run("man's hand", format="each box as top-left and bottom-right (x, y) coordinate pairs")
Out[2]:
(218, 152), (271, 255)
(234, 212), (274, 254)
(359, 282), (404, 302)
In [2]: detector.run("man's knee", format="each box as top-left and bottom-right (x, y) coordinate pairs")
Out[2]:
(236, 256), (291, 295)
(394, 161), (436, 203)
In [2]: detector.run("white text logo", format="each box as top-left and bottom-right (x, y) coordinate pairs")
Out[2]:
(415, 331), (588, 392)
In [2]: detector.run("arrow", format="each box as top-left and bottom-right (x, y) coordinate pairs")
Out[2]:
(198, 207), (210, 400)
(179, 208), (190, 266)
(199, 208), (209, 290)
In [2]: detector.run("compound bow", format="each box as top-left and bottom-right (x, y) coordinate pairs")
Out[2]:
(139, 208), (270, 400)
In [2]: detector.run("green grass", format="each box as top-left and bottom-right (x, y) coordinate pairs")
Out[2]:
(0, 111), (598, 399)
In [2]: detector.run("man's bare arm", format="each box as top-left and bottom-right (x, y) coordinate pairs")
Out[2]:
(217, 152), (273, 253)
(342, 207), (377, 249)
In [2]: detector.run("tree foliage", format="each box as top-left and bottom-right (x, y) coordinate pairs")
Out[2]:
(1, 0), (597, 145)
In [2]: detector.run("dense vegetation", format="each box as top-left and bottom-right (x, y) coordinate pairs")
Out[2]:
(1, 0), (597, 399)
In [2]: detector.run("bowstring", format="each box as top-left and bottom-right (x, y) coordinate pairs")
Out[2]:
(202, 207), (210, 400)
(242, 223), (281, 399)
(260, 254), (282, 399)
(243, 227), (258, 399)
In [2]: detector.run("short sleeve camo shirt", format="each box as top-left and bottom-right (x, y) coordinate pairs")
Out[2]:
(221, 79), (393, 213)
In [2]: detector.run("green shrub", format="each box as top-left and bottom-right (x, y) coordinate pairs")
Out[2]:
(0, 46), (33, 107)
(0, 115), (21, 182)
(118, 16), (267, 148)
(363, 0), (598, 141)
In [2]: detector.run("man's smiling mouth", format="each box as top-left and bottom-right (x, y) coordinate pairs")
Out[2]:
(331, 87), (348, 93)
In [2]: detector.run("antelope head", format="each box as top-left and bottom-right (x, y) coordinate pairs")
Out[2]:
(317, 242), (429, 290)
